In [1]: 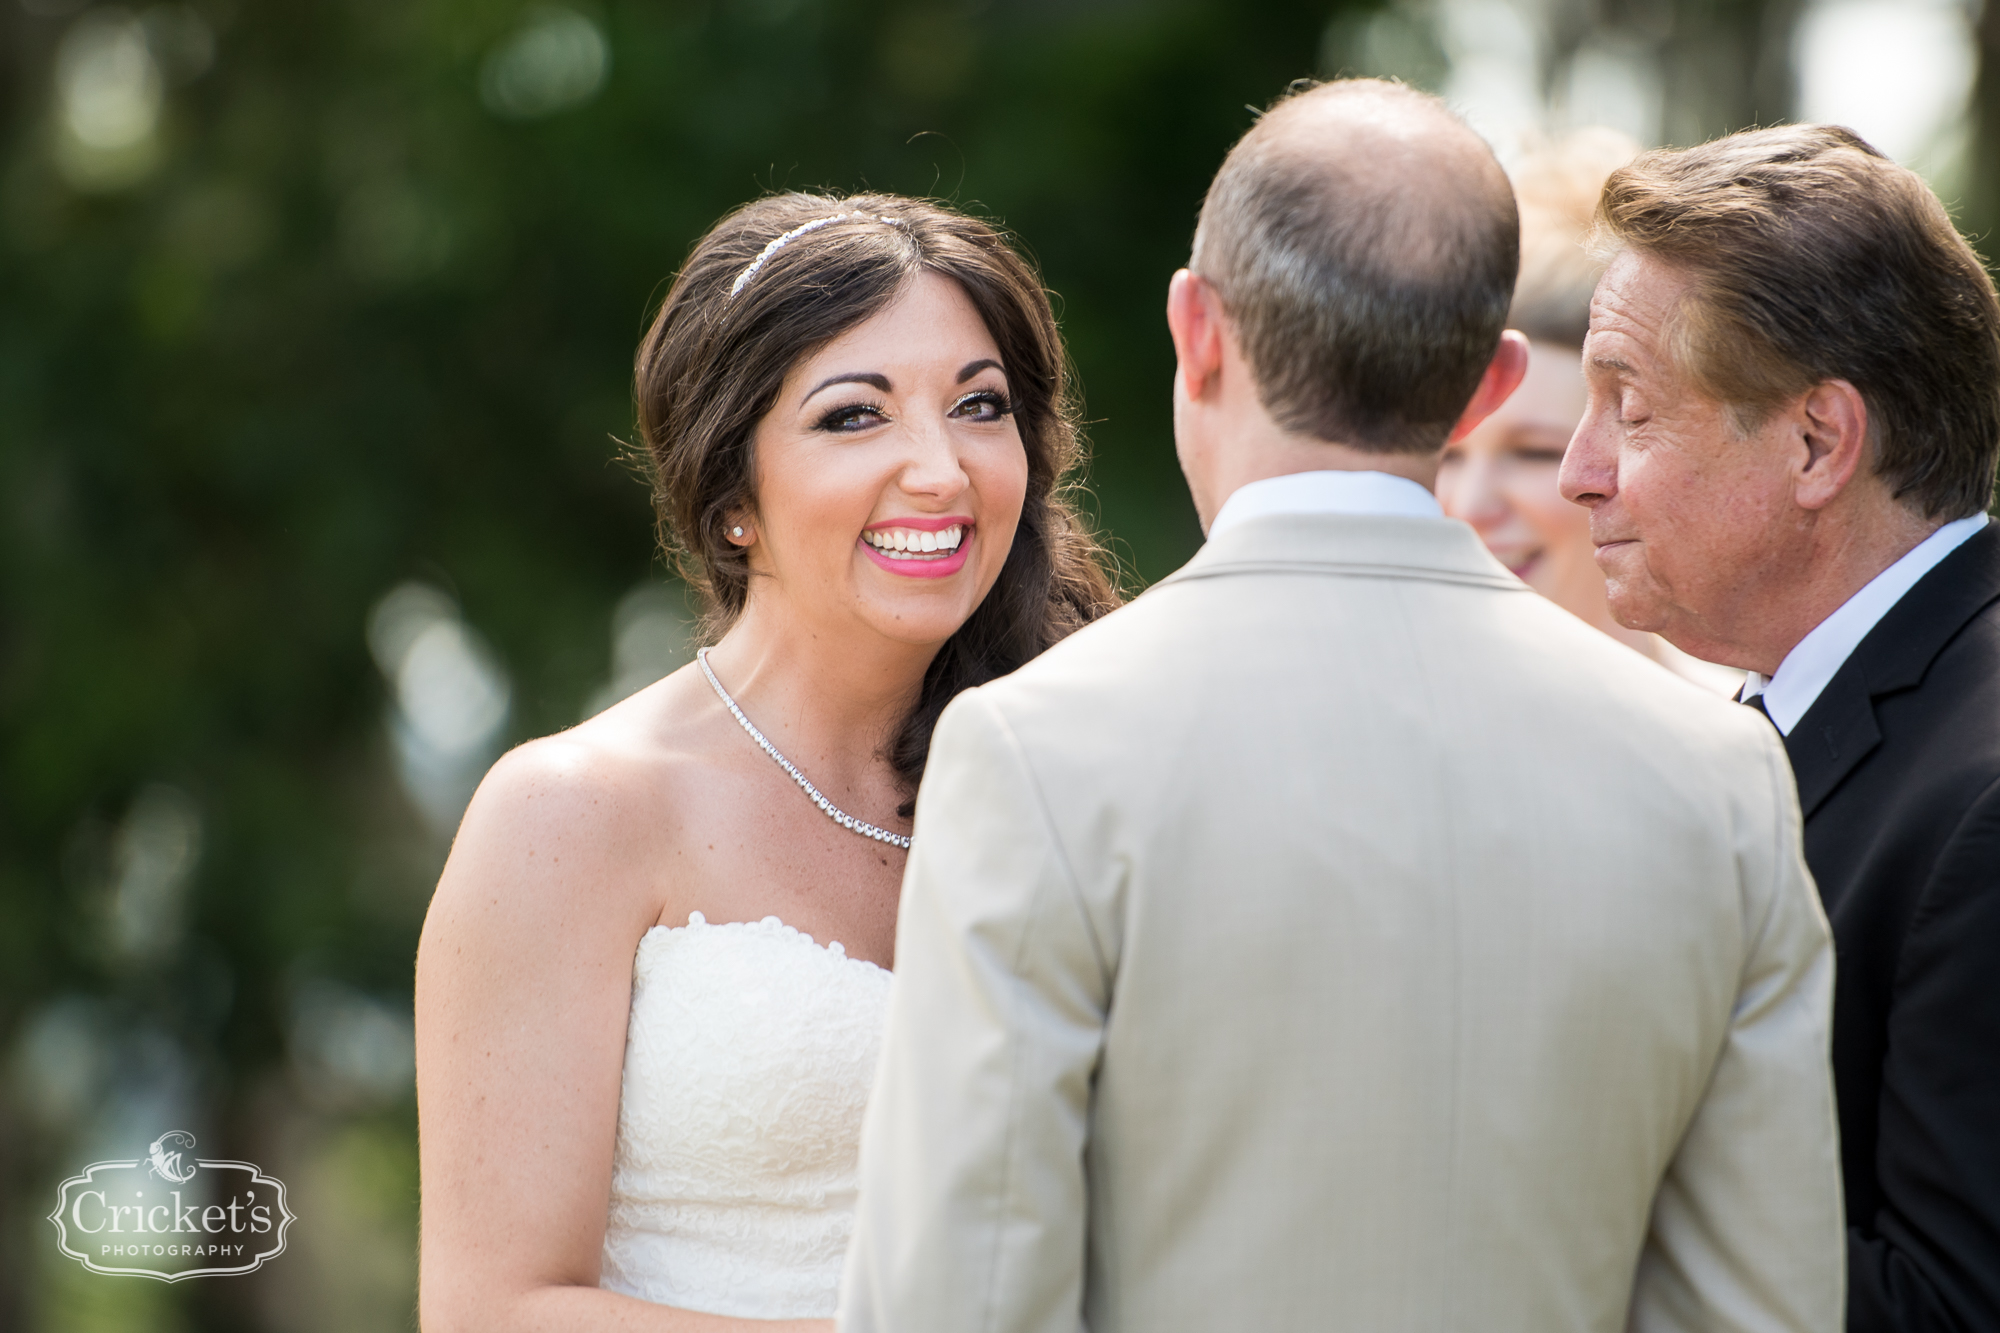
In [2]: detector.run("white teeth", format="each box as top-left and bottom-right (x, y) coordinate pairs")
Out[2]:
(864, 525), (965, 558)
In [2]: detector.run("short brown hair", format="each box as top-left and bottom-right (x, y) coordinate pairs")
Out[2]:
(1190, 78), (1519, 454)
(1597, 124), (2000, 520)
(635, 192), (1121, 803)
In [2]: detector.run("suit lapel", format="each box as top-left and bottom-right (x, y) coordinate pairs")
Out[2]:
(1788, 522), (2000, 818)
(1785, 680), (1883, 819)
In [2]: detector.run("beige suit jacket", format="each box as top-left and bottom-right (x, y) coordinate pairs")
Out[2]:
(840, 513), (1844, 1333)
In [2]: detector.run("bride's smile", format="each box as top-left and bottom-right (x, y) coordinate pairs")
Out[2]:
(739, 268), (1027, 646)
(860, 517), (972, 575)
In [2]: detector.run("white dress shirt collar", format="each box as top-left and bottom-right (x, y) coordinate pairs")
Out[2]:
(1206, 470), (1443, 540)
(1741, 513), (1989, 733)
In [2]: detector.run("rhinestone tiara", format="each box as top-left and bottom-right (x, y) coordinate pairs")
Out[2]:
(727, 212), (907, 299)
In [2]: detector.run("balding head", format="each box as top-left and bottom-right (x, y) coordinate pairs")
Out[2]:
(1191, 79), (1519, 453)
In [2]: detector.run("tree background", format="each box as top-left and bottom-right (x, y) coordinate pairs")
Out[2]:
(0, 0), (1982, 1328)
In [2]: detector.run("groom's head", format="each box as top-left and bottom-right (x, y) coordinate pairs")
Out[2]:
(1171, 79), (1524, 526)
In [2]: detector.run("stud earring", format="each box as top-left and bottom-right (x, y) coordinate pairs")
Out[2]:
(731, 526), (745, 538)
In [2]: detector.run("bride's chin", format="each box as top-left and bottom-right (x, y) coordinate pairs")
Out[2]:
(852, 594), (980, 648)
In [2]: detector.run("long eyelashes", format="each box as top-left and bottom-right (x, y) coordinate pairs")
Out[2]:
(810, 390), (1013, 434)
(813, 402), (888, 432)
(950, 390), (1013, 420)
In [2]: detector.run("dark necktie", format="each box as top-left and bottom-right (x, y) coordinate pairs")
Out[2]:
(1741, 692), (1777, 727)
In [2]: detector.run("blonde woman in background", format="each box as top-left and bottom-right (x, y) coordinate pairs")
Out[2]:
(1436, 130), (1741, 693)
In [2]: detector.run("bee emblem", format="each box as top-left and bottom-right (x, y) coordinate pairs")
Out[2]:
(147, 1131), (198, 1185)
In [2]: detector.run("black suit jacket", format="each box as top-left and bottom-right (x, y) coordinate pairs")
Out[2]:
(1778, 521), (2000, 1333)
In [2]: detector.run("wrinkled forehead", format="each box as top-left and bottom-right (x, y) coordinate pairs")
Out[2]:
(1584, 250), (1696, 369)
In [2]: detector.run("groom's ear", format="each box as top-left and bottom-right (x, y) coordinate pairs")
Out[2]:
(1166, 269), (1228, 402)
(1446, 331), (1531, 443)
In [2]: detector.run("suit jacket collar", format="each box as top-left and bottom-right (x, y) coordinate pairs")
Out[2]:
(1785, 521), (2000, 817)
(1159, 512), (1525, 593)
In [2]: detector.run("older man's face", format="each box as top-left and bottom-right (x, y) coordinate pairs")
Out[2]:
(1558, 251), (1798, 666)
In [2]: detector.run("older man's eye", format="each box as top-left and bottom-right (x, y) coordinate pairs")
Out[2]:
(950, 390), (1013, 422)
(815, 402), (888, 432)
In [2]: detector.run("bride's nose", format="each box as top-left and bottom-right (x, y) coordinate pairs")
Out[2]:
(896, 416), (971, 501)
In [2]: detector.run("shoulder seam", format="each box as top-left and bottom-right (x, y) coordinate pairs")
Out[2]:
(965, 691), (1113, 992)
(1159, 560), (1525, 592)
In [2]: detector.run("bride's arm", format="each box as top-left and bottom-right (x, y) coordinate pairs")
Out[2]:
(415, 739), (831, 1333)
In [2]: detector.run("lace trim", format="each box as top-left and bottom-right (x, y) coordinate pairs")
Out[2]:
(639, 911), (888, 976)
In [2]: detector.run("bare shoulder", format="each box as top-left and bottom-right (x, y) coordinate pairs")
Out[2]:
(413, 675), (728, 1311)
(425, 666), (718, 953)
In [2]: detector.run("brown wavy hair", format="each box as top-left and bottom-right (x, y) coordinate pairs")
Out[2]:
(635, 192), (1122, 808)
(1596, 125), (2000, 520)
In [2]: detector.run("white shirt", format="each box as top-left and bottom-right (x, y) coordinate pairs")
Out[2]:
(1206, 470), (1443, 539)
(1741, 513), (1990, 734)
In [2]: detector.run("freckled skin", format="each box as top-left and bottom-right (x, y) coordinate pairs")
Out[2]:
(1560, 254), (1812, 667)
(1559, 251), (1941, 674)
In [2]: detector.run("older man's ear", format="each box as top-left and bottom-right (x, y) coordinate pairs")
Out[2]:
(1790, 378), (1871, 512)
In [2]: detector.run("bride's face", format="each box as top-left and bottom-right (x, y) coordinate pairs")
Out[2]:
(741, 271), (1030, 647)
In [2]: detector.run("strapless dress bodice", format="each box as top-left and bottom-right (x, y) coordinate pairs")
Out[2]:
(600, 912), (892, 1319)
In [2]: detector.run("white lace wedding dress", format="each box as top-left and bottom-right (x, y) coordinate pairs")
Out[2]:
(599, 912), (893, 1319)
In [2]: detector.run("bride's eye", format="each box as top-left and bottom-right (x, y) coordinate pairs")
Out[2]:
(814, 402), (888, 433)
(949, 389), (1013, 422)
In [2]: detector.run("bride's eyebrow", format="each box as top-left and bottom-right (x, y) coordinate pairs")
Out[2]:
(803, 371), (890, 406)
(957, 358), (1003, 383)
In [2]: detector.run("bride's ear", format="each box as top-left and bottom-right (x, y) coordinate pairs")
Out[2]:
(1166, 270), (1228, 403)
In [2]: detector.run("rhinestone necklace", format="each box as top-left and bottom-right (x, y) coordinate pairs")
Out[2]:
(696, 647), (912, 850)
